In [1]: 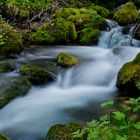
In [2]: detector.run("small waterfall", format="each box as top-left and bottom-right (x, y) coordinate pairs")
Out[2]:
(0, 20), (140, 140)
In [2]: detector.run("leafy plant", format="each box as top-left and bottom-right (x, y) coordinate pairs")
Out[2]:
(73, 98), (140, 140)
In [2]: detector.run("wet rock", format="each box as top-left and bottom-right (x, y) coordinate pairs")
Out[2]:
(19, 64), (54, 85)
(0, 77), (31, 108)
(57, 53), (78, 67)
(46, 123), (83, 140)
(116, 52), (140, 96)
(0, 61), (16, 72)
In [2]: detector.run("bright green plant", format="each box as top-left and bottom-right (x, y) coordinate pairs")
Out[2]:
(73, 98), (140, 140)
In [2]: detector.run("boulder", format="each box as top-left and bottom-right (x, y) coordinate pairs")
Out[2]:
(31, 18), (77, 45)
(46, 123), (83, 140)
(114, 2), (138, 26)
(19, 64), (54, 85)
(0, 77), (31, 108)
(116, 52), (140, 96)
(0, 61), (16, 72)
(57, 53), (78, 67)
(0, 17), (23, 58)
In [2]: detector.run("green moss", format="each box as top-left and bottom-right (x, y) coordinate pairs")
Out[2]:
(79, 28), (100, 45)
(0, 18), (23, 58)
(117, 52), (140, 95)
(114, 2), (138, 25)
(0, 77), (31, 108)
(89, 4), (109, 18)
(0, 133), (9, 140)
(19, 64), (54, 85)
(0, 61), (16, 72)
(55, 8), (107, 31)
(31, 18), (77, 45)
(46, 123), (83, 140)
(57, 53), (78, 67)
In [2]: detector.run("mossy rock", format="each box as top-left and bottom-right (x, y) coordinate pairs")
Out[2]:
(0, 77), (31, 108)
(0, 133), (9, 140)
(57, 53), (78, 67)
(19, 64), (54, 85)
(114, 2), (138, 26)
(79, 28), (100, 45)
(89, 4), (109, 18)
(116, 52), (140, 96)
(0, 61), (16, 72)
(46, 123), (83, 140)
(55, 8), (107, 31)
(31, 18), (77, 45)
(0, 18), (23, 58)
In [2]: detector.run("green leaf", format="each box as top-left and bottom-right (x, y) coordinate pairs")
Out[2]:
(101, 99), (114, 107)
(113, 111), (126, 121)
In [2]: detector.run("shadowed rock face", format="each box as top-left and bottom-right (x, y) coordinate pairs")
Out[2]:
(0, 77), (31, 108)
(117, 52), (140, 96)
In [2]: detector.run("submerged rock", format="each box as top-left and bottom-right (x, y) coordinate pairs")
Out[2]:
(0, 133), (9, 140)
(0, 17), (23, 58)
(116, 52), (140, 96)
(46, 123), (83, 140)
(0, 61), (16, 72)
(19, 64), (54, 85)
(0, 77), (31, 108)
(57, 53), (78, 67)
(114, 2), (138, 26)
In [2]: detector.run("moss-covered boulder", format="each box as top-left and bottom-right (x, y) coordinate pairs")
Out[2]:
(0, 133), (9, 140)
(19, 64), (54, 85)
(89, 4), (109, 18)
(0, 18), (23, 58)
(31, 18), (77, 45)
(79, 28), (100, 45)
(0, 77), (31, 108)
(55, 8), (107, 31)
(114, 2), (138, 26)
(0, 61), (16, 72)
(46, 123), (83, 140)
(116, 52), (140, 96)
(57, 53), (78, 67)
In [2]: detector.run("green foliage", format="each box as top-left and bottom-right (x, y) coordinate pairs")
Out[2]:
(73, 98), (140, 140)
(114, 2), (138, 25)
(6, 0), (51, 18)
(0, 133), (9, 140)
(57, 53), (78, 67)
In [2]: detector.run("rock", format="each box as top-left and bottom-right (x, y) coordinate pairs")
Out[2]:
(116, 52), (140, 96)
(19, 64), (54, 85)
(46, 123), (83, 140)
(79, 28), (100, 45)
(0, 17), (23, 58)
(57, 53), (78, 67)
(0, 77), (31, 108)
(31, 18), (77, 45)
(0, 133), (9, 140)
(114, 2), (138, 26)
(89, 4), (109, 18)
(134, 25), (140, 40)
(0, 61), (16, 72)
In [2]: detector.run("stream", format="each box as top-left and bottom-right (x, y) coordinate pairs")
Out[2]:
(0, 20), (140, 140)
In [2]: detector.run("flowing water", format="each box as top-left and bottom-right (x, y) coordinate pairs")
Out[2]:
(0, 20), (140, 140)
